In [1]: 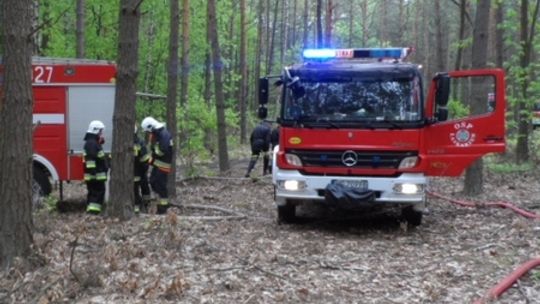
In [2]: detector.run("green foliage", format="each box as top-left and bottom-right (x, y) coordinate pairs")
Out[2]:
(447, 99), (469, 119)
(44, 196), (58, 212)
(532, 270), (540, 282)
(486, 161), (534, 173)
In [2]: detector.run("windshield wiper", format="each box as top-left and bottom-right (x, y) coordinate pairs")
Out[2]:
(314, 117), (340, 129)
(376, 118), (402, 129)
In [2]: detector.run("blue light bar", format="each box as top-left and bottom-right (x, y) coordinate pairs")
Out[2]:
(302, 49), (336, 59)
(365, 48), (405, 59)
(302, 47), (411, 60)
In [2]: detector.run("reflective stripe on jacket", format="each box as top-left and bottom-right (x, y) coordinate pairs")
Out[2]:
(83, 133), (108, 181)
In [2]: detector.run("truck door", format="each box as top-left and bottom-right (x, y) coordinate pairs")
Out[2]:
(33, 87), (68, 179)
(422, 69), (506, 176)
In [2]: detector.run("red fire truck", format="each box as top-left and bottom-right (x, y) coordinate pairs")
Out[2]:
(261, 48), (506, 226)
(29, 58), (116, 202)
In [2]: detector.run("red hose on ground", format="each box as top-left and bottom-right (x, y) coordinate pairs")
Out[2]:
(427, 191), (540, 303)
(473, 258), (540, 304)
(426, 191), (540, 220)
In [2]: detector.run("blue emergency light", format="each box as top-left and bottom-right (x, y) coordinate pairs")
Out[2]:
(302, 47), (410, 60)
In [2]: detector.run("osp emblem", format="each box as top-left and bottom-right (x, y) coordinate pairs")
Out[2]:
(450, 121), (476, 147)
(341, 150), (358, 167)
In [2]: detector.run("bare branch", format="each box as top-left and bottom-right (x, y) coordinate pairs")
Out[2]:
(69, 237), (80, 283)
(29, 5), (73, 38)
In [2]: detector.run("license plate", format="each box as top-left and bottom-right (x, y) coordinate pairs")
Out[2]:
(331, 179), (368, 191)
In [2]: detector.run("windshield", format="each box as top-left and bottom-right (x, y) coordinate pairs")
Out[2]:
(282, 75), (423, 126)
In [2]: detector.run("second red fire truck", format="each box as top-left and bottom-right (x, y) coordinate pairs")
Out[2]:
(261, 48), (506, 226)
(30, 58), (117, 202)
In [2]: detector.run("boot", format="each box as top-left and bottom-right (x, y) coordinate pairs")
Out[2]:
(245, 157), (258, 177)
(262, 155), (270, 175)
(156, 198), (169, 215)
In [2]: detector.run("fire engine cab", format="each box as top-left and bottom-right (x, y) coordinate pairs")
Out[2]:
(29, 58), (116, 201)
(260, 48), (506, 226)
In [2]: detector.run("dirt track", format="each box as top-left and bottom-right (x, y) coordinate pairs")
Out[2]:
(1, 160), (540, 303)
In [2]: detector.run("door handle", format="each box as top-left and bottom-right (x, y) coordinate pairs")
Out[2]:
(483, 135), (504, 142)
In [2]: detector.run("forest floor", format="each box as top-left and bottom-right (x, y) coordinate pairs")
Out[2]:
(1, 157), (540, 304)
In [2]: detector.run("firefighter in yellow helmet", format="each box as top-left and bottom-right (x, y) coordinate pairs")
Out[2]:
(141, 116), (173, 214)
(83, 120), (108, 214)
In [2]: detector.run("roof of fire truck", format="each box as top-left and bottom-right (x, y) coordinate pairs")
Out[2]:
(287, 48), (421, 78)
(31, 57), (115, 66)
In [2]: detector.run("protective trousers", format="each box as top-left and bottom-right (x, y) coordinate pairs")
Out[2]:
(150, 166), (169, 214)
(86, 180), (105, 213)
(245, 151), (269, 177)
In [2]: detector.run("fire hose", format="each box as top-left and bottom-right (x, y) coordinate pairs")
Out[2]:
(427, 191), (540, 220)
(426, 191), (540, 303)
(473, 258), (540, 304)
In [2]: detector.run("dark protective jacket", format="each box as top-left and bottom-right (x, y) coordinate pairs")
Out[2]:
(83, 133), (108, 181)
(134, 134), (150, 181)
(250, 121), (272, 151)
(149, 127), (173, 173)
(270, 127), (280, 147)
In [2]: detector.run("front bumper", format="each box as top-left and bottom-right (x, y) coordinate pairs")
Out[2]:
(273, 169), (427, 209)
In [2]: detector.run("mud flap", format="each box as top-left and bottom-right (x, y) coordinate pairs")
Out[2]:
(324, 183), (375, 206)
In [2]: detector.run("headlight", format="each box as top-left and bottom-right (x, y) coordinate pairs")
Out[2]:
(393, 183), (424, 194)
(277, 180), (306, 191)
(398, 156), (418, 169)
(285, 153), (302, 166)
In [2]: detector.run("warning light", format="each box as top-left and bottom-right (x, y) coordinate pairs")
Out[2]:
(302, 48), (411, 61)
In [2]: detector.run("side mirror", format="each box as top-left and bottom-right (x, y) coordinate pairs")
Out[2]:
(257, 106), (268, 119)
(434, 73), (450, 107)
(435, 108), (448, 122)
(259, 78), (269, 105)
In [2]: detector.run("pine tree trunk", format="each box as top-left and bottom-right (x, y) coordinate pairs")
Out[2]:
(361, 0), (368, 46)
(239, 0), (248, 144)
(109, 0), (141, 219)
(494, 1), (504, 68)
(302, 0), (309, 48)
(167, 0), (180, 200)
(279, 0), (287, 66)
(76, 0), (86, 58)
(253, 0), (264, 111)
(0, 0), (35, 269)
(515, 0), (540, 162)
(316, 0), (323, 48)
(207, 0), (230, 172)
(434, 0), (446, 71)
(290, 0), (297, 48)
(267, 0), (279, 74)
(464, 0), (490, 195)
(324, 0), (333, 48)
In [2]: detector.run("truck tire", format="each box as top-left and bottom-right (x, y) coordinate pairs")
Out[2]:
(277, 202), (296, 224)
(33, 166), (52, 196)
(402, 206), (422, 227)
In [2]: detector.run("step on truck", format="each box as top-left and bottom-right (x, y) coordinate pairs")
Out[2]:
(259, 48), (506, 226)
(1, 58), (117, 205)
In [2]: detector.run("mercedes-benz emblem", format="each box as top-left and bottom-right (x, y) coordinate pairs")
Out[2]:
(341, 150), (358, 167)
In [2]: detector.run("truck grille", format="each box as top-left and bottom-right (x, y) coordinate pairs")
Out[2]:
(288, 149), (417, 169)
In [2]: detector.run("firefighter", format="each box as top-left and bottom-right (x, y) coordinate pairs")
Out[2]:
(83, 120), (108, 214)
(271, 125), (280, 149)
(268, 125), (280, 174)
(141, 116), (173, 215)
(134, 125), (151, 213)
(245, 107), (272, 178)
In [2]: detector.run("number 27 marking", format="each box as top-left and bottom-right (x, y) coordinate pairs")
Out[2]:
(34, 66), (53, 83)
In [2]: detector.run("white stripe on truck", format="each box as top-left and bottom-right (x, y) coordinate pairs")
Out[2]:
(33, 114), (65, 124)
